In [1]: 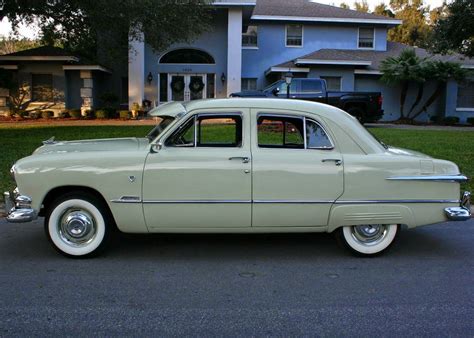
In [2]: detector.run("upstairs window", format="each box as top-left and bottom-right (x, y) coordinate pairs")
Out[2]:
(32, 74), (53, 102)
(286, 24), (303, 47)
(358, 27), (374, 49)
(457, 81), (474, 108)
(242, 25), (258, 47)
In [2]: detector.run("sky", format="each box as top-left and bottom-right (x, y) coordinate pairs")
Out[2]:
(1, 0), (448, 39)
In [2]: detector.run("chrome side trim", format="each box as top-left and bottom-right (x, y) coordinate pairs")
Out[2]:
(386, 175), (469, 182)
(143, 200), (252, 204)
(335, 199), (460, 204)
(253, 200), (334, 204)
(111, 196), (142, 204)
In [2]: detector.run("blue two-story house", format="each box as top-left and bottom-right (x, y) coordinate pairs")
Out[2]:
(1, 0), (473, 122)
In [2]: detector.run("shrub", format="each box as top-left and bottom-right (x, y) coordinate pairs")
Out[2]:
(58, 109), (69, 119)
(429, 115), (443, 124)
(82, 109), (93, 119)
(29, 111), (41, 119)
(119, 110), (130, 120)
(443, 116), (460, 126)
(95, 109), (108, 119)
(69, 109), (81, 119)
(41, 110), (54, 119)
(467, 117), (474, 126)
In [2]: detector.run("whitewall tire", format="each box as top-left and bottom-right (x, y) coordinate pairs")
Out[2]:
(337, 224), (399, 256)
(45, 193), (111, 257)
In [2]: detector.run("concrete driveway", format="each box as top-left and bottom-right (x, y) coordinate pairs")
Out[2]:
(1, 218), (473, 336)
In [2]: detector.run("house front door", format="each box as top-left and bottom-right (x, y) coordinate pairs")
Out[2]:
(168, 74), (206, 102)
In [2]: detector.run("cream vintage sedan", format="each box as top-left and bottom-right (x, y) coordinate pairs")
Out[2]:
(4, 99), (471, 257)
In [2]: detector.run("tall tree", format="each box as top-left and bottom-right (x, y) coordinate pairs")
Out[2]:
(430, 0), (474, 57)
(339, 3), (350, 10)
(0, 36), (40, 55)
(380, 49), (426, 120)
(354, 1), (370, 13)
(1, 0), (213, 65)
(373, 3), (395, 17)
(388, 0), (431, 47)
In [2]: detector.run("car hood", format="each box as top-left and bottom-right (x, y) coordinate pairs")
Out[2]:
(32, 137), (149, 155)
(386, 146), (431, 158)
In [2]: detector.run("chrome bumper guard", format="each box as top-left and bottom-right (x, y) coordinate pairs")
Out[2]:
(3, 189), (37, 223)
(444, 191), (471, 221)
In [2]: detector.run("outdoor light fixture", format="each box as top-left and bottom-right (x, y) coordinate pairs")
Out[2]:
(221, 73), (226, 83)
(284, 71), (293, 98)
(147, 72), (153, 84)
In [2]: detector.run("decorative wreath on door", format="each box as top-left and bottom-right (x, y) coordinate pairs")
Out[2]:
(171, 77), (185, 93)
(189, 77), (205, 93)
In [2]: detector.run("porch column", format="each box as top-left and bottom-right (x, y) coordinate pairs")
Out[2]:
(227, 8), (242, 96)
(128, 31), (145, 109)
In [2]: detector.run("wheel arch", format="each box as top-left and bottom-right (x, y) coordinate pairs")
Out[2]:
(39, 186), (115, 226)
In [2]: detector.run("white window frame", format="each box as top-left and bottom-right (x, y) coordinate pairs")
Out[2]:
(357, 27), (375, 50)
(241, 78), (258, 91)
(242, 25), (258, 49)
(285, 24), (304, 48)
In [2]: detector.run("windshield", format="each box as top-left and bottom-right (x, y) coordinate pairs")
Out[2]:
(146, 116), (175, 142)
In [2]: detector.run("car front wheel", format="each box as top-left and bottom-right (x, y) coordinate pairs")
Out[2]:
(45, 192), (111, 257)
(337, 224), (399, 256)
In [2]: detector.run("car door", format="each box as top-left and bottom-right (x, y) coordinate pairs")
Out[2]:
(142, 109), (252, 230)
(251, 110), (344, 227)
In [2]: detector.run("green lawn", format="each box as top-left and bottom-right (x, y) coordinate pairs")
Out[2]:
(0, 125), (472, 195)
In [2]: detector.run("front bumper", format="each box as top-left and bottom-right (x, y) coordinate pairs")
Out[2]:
(444, 191), (471, 221)
(3, 189), (37, 223)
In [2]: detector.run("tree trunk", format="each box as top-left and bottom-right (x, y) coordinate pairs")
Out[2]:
(406, 82), (424, 119)
(411, 83), (445, 120)
(399, 81), (408, 119)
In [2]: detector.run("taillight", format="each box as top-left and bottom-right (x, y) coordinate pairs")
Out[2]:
(378, 95), (383, 107)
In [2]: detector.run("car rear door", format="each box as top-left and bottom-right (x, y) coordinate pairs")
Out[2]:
(250, 109), (344, 228)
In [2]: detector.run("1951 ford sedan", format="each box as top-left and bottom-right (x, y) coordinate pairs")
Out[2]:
(4, 98), (471, 257)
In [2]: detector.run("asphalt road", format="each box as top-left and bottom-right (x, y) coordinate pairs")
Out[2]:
(1, 218), (473, 337)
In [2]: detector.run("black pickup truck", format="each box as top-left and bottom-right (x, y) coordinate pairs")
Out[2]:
(231, 78), (383, 123)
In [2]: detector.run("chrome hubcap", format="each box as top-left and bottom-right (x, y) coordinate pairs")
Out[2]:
(58, 209), (96, 247)
(351, 224), (388, 246)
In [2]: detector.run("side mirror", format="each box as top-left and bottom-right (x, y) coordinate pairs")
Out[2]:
(150, 141), (163, 153)
(272, 87), (280, 96)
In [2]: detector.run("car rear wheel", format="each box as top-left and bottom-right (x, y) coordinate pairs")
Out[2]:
(45, 192), (110, 258)
(336, 224), (399, 256)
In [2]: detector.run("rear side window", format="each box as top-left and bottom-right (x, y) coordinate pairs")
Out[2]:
(166, 114), (243, 148)
(300, 80), (322, 94)
(257, 115), (304, 149)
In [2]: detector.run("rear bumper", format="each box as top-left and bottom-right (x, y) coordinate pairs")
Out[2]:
(444, 191), (471, 221)
(3, 189), (38, 223)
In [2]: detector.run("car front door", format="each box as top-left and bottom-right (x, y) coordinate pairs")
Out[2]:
(142, 109), (251, 230)
(251, 110), (344, 227)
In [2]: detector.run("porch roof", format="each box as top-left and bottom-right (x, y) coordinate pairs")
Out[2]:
(266, 42), (474, 75)
(0, 46), (111, 72)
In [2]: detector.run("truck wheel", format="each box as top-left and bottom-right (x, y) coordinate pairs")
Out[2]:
(346, 107), (365, 123)
(336, 224), (400, 256)
(44, 192), (111, 258)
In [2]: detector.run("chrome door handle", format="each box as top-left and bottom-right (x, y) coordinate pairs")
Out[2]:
(322, 158), (343, 166)
(229, 156), (250, 163)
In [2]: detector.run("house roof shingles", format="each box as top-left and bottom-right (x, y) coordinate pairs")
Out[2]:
(3, 46), (76, 57)
(252, 0), (399, 23)
(271, 42), (474, 72)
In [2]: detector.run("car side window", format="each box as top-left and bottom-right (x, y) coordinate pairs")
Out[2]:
(257, 115), (304, 149)
(306, 119), (333, 149)
(166, 114), (243, 148)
